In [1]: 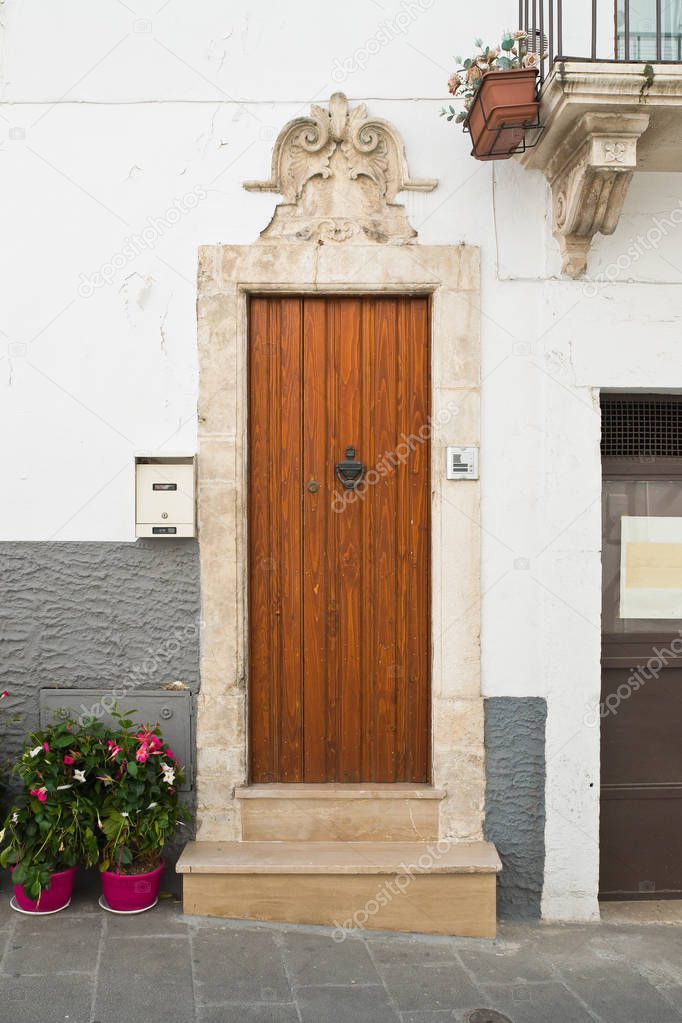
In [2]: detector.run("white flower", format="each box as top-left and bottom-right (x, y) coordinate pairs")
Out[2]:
(121, 811), (129, 818)
(74, 769), (86, 783)
(57, 784), (73, 790)
(11, 812), (19, 824)
(147, 802), (158, 809)
(161, 762), (175, 786)
(0, 828), (5, 844)
(29, 745), (42, 758)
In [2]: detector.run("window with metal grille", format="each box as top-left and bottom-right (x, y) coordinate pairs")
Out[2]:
(601, 396), (682, 457)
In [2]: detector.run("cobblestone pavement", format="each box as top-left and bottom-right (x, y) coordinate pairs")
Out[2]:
(2, 875), (682, 1023)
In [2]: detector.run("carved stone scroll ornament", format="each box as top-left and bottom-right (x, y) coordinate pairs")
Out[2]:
(546, 111), (651, 277)
(243, 92), (437, 244)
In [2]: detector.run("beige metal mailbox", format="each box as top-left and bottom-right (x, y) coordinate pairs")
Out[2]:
(135, 457), (196, 538)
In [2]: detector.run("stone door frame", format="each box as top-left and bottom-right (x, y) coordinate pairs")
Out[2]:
(194, 240), (483, 843)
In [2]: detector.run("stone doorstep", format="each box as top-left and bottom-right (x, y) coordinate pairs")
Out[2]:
(235, 784), (447, 842)
(176, 840), (501, 874)
(235, 784), (447, 799)
(177, 840), (500, 938)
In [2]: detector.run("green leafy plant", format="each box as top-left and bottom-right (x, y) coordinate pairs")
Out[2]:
(441, 32), (544, 124)
(97, 710), (187, 875)
(0, 690), (10, 811)
(0, 718), (102, 900)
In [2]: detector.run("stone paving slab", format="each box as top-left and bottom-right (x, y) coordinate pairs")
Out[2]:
(280, 929), (381, 987)
(1, 879), (682, 1022)
(295, 984), (400, 1022)
(4, 911), (102, 975)
(476, 981), (596, 1023)
(95, 935), (196, 1023)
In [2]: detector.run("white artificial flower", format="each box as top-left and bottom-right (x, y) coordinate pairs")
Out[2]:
(29, 745), (42, 758)
(74, 769), (86, 783)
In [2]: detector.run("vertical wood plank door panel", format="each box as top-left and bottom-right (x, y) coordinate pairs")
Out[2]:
(248, 295), (430, 783)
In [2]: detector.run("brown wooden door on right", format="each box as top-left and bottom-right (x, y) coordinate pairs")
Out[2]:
(600, 394), (682, 899)
(248, 295), (431, 784)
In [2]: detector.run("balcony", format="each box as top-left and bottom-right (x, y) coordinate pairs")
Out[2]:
(519, 1), (682, 276)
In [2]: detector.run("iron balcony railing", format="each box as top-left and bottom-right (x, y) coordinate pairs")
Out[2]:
(519, 0), (682, 83)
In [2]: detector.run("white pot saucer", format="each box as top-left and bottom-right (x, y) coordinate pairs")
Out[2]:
(98, 894), (158, 915)
(10, 896), (71, 916)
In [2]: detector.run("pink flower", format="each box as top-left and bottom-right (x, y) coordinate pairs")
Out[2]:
(0, 691), (9, 699)
(108, 745), (122, 758)
(63, 755), (75, 765)
(30, 787), (47, 804)
(149, 735), (162, 750)
(43, 742), (49, 753)
(165, 748), (174, 760)
(136, 744), (149, 763)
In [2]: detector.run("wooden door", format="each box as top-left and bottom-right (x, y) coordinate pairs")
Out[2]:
(248, 295), (430, 783)
(600, 394), (682, 898)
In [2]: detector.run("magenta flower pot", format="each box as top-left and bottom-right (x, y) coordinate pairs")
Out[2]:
(12, 865), (77, 913)
(100, 862), (164, 912)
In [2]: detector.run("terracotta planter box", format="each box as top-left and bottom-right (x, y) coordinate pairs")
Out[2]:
(465, 69), (539, 161)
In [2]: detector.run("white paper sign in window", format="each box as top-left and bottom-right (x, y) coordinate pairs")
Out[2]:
(620, 515), (682, 619)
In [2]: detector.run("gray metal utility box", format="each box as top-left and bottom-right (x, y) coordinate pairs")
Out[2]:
(39, 689), (193, 791)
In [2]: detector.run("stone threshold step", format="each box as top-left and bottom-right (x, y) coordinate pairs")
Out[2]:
(178, 840), (500, 937)
(176, 840), (501, 875)
(235, 783), (446, 800)
(236, 786), (447, 842)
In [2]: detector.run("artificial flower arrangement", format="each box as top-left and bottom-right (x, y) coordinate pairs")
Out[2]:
(0, 709), (186, 914)
(441, 32), (540, 124)
(0, 718), (102, 909)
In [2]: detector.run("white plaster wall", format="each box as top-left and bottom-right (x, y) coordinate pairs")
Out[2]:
(2, 0), (681, 920)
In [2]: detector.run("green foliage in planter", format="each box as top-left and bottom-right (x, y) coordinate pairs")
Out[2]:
(0, 708), (189, 895)
(96, 710), (187, 875)
(0, 719), (104, 900)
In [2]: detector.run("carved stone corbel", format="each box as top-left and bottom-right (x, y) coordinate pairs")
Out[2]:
(546, 112), (651, 277)
(244, 92), (437, 244)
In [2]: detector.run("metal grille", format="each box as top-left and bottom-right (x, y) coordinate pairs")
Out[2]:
(601, 396), (682, 457)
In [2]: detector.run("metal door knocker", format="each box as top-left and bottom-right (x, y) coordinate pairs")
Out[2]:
(335, 447), (365, 490)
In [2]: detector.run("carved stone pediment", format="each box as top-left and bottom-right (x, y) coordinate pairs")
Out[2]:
(244, 92), (437, 244)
